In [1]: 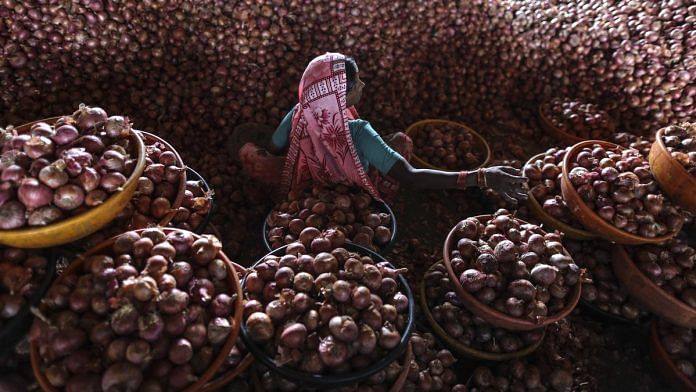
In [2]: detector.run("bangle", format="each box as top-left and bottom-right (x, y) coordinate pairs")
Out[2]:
(477, 168), (487, 188)
(456, 171), (469, 188)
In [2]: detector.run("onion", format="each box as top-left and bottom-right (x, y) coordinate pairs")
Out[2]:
(18, 177), (52, 209)
(246, 312), (274, 342)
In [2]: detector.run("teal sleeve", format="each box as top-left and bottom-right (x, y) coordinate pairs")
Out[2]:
(353, 121), (402, 175)
(271, 107), (296, 149)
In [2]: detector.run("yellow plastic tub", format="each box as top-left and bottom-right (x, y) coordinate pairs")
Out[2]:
(0, 117), (146, 248)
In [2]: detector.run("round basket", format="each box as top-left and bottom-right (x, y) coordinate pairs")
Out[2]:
(524, 152), (597, 240)
(611, 245), (696, 328)
(29, 228), (244, 392)
(561, 140), (682, 245)
(0, 117), (146, 248)
(405, 119), (491, 171)
(0, 248), (57, 357)
(138, 131), (187, 227)
(239, 243), (415, 388)
(262, 199), (397, 255)
(649, 320), (696, 392)
(649, 128), (696, 213)
(442, 215), (582, 331)
(538, 101), (615, 145)
(419, 261), (545, 360)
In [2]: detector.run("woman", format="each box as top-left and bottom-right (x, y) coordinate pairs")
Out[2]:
(240, 53), (528, 203)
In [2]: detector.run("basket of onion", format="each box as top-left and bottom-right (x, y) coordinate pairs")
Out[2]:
(240, 231), (414, 387)
(467, 355), (579, 392)
(420, 261), (546, 360)
(538, 98), (615, 144)
(649, 123), (696, 213)
(406, 119), (491, 171)
(443, 210), (583, 331)
(0, 247), (56, 357)
(650, 319), (696, 392)
(77, 130), (189, 250)
(563, 239), (646, 324)
(29, 228), (243, 392)
(264, 184), (396, 254)
(561, 140), (684, 245)
(613, 238), (696, 328)
(0, 105), (147, 248)
(523, 148), (596, 240)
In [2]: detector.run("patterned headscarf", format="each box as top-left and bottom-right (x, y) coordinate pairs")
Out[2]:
(279, 53), (381, 200)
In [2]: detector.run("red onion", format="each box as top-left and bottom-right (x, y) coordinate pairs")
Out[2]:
(18, 177), (52, 209)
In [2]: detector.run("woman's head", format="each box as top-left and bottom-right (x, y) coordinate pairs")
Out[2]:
(345, 56), (365, 107)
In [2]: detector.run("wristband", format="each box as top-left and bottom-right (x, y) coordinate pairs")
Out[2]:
(477, 168), (488, 188)
(456, 171), (469, 188)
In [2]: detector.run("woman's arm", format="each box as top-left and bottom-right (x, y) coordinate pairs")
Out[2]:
(387, 158), (528, 203)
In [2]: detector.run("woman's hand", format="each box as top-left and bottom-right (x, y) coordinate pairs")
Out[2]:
(484, 166), (529, 204)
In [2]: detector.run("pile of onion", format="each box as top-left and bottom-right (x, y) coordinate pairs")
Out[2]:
(544, 98), (614, 140)
(627, 237), (696, 308)
(0, 105), (135, 229)
(0, 247), (49, 327)
(656, 319), (696, 382)
(660, 123), (696, 175)
(469, 356), (576, 392)
(412, 123), (485, 170)
(425, 262), (544, 353)
(31, 228), (238, 391)
(449, 210), (581, 321)
(612, 132), (654, 158)
(564, 239), (644, 320)
(0, 336), (34, 392)
(171, 178), (214, 232)
(242, 231), (410, 376)
(524, 147), (583, 227)
(566, 143), (684, 237)
(266, 184), (393, 252)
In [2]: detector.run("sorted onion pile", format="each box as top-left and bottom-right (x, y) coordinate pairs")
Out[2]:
(0, 247), (49, 326)
(0, 105), (135, 229)
(171, 178), (214, 232)
(564, 239), (643, 320)
(412, 123), (485, 169)
(266, 184), (393, 252)
(31, 228), (238, 391)
(660, 123), (696, 175)
(566, 143), (684, 237)
(424, 262), (544, 353)
(628, 238), (696, 308)
(613, 132), (654, 158)
(524, 147), (582, 227)
(655, 319), (696, 381)
(242, 232), (410, 376)
(449, 210), (580, 321)
(543, 98), (614, 140)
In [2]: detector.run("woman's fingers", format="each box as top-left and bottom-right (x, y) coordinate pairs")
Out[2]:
(501, 192), (518, 204)
(498, 166), (522, 176)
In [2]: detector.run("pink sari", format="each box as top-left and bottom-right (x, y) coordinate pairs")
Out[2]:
(279, 53), (382, 200)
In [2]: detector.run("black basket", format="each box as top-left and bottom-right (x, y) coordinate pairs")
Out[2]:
(239, 243), (415, 388)
(186, 167), (214, 234)
(262, 200), (398, 256)
(0, 249), (58, 357)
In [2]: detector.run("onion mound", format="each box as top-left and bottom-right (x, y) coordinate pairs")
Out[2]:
(242, 232), (410, 378)
(266, 184), (393, 252)
(31, 229), (239, 392)
(412, 122), (485, 170)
